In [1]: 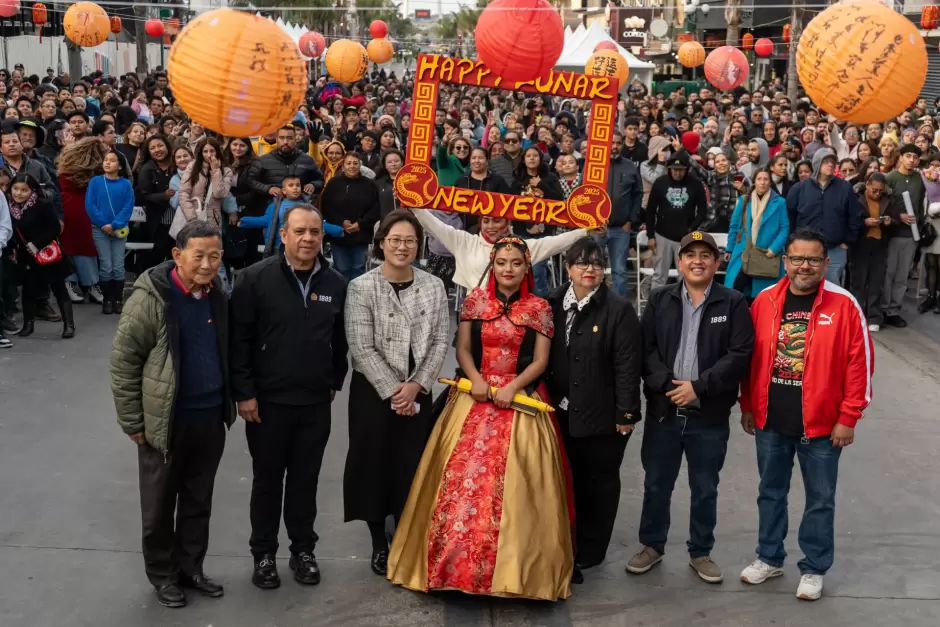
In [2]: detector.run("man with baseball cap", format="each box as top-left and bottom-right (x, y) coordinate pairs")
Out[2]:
(627, 230), (754, 584)
(644, 152), (708, 289)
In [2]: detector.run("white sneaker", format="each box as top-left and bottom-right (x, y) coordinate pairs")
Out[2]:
(796, 574), (823, 600)
(0, 332), (11, 349)
(88, 284), (104, 304)
(65, 281), (85, 303)
(868, 324), (880, 333)
(740, 559), (784, 584)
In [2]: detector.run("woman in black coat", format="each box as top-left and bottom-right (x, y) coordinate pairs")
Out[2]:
(7, 172), (75, 338)
(545, 238), (642, 583)
(223, 137), (261, 268)
(375, 149), (404, 219)
(511, 145), (564, 294)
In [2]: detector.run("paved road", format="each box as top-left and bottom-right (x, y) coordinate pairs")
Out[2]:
(2, 296), (939, 627)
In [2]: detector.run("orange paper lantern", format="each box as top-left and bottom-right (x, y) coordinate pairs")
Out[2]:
(367, 38), (394, 64)
(584, 50), (629, 90)
(167, 8), (307, 137)
(755, 37), (774, 57)
(474, 0), (564, 84)
(164, 17), (180, 36)
(677, 41), (706, 68)
(782, 24), (791, 43)
(299, 31), (326, 58)
(32, 2), (46, 41)
(704, 45), (749, 92)
(325, 38), (369, 83)
(797, 0), (927, 124)
(742, 33), (754, 51)
(64, 2), (110, 47)
(922, 5), (938, 30)
(0, 0), (19, 18)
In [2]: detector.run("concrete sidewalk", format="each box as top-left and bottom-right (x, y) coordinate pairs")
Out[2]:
(1, 303), (939, 627)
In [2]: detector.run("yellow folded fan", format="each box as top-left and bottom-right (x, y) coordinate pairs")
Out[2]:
(438, 378), (555, 415)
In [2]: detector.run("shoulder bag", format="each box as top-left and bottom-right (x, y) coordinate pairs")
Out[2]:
(17, 227), (62, 265)
(739, 195), (782, 279)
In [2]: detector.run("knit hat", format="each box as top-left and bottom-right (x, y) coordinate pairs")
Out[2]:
(681, 131), (701, 154)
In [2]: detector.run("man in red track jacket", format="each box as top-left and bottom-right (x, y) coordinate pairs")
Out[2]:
(738, 227), (874, 602)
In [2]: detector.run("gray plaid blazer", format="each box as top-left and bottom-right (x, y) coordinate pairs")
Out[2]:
(344, 266), (450, 399)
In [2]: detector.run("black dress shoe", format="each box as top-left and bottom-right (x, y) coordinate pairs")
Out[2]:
(179, 572), (224, 597)
(371, 550), (388, 576)
(35, 302), (61, 322)
(154, 583), (186, 608)
(18, 320), (34, 337)
(252, 554), (281, 589)
(576, 559), (604, 570)
(571, 566), (584, 585)
(884, 314), (908, 328)
(289, 552), (321, 585)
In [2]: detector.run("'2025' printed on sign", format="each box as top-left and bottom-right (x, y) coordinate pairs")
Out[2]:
(394, 54), (618, 229)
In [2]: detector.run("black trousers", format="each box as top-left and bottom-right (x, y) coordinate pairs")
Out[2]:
(138, 411), (226, 586)
(850, 237), (888, 325)
(246, 400), (331, 557)
(558, 409), (630, 566)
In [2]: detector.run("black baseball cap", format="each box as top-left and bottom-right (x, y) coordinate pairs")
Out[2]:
(679, 231), (720, 256)
(666, 155), (688, 169)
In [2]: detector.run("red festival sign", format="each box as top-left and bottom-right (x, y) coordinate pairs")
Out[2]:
(394, 54), (616, 229)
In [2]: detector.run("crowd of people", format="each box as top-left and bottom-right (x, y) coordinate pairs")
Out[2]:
(0, 60), (895, 609)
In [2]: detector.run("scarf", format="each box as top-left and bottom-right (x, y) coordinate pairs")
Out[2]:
(8, 190), (37, 220)
(750, 190), (771, 242)
(559, 173), (582, 199)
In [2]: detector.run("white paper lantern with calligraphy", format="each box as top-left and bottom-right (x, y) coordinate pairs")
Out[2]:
(797, 0), (926, 124)
(167, 9), (308, 136)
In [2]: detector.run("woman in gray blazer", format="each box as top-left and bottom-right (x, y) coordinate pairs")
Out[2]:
(343, 210), (450, 576)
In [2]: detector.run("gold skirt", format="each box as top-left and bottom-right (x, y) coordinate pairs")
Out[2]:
(386, 387), (573, 601)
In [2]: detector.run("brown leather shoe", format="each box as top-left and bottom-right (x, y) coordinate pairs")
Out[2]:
(625, 546), (663, 574)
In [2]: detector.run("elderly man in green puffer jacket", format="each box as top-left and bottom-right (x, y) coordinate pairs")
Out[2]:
(109, 221), (235, 609)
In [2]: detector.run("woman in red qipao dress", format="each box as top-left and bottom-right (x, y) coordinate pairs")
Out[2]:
(387, 236), (574, 601)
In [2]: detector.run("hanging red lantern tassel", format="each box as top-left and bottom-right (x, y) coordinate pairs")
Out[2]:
(32, 2), (47, 42)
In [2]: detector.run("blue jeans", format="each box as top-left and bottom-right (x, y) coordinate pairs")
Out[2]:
(755, 428), (842, 576)
(638, 411), (730, 557)
(826, 245), (847, 286)
(331, 244), (368, 283)
(92, 227), (126, 282)
(595, 226), (631, 298)
(66, 255), (99, 286)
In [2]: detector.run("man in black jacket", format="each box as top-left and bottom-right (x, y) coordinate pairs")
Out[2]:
(320, 152), (380, 282)
(246, 125), (324, 203)
(600, 132), (643, 298)
(230, 204), (349, 590)
(547, 238), (642, 585)
(626, 231), (754, 584)
(645, 153), (708, 289)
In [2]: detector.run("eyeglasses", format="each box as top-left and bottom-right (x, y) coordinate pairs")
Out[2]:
(786, 255), (825, 267)
(505, 138), (520, 144)
(574, 261), (605, 270)
(385, 237), (419, 249)
(453, 145), (469, 152)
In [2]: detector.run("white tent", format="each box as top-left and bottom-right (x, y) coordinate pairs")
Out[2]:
(556, 22), (654, 90)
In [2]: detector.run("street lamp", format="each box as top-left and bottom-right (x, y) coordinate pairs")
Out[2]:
(683, 0), (710, 34)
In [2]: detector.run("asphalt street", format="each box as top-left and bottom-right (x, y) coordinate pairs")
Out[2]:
(1, 294), (939, 627)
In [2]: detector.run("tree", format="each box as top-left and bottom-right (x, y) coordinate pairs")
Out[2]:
(787, 0), (805, 103)
(724, 0), (741, 47)
(134, 3), (149, 77)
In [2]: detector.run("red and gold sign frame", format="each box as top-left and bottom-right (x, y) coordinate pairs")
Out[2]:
(394, 54), (616, 229)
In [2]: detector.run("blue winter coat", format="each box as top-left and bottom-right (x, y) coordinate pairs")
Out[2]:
(724, 190), (789, 297)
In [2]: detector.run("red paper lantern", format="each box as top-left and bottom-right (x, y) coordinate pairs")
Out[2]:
(0, 0), (20, 18)
(145, 17), (164, 37)
(594, 40), (617, 52)
(704, 45), (749, 91)
(741, 33), (754, 51)
(474, 0), (564, 84)
(299, 30), (327, 58)
(109, 15), (121, 34)
(782, 24), (791, 43)
(369, 20), (388, 38)
(754, 37), (773, 57)
(922, 5), (938, 30)
(32, 2), (46, 40)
